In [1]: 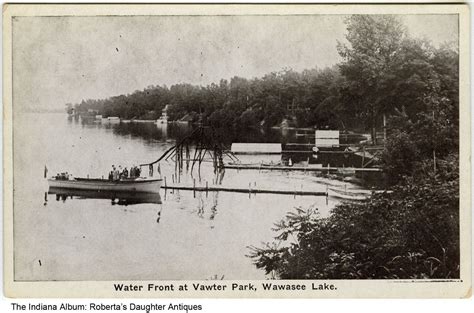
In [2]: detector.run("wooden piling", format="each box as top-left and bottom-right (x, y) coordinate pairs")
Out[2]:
(326, 184), (329, 205)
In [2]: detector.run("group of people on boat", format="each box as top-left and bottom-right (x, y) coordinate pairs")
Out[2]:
(55, 172), (71, 180)
(108, 165), (141, 181)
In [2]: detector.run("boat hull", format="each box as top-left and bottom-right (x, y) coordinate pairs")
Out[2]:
(48, 178), (162, 193)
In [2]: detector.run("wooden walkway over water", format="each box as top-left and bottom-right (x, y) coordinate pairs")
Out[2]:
(159, 177), (379, 201)
(161, 184), (328, 197)
(222, 164), (383, 173)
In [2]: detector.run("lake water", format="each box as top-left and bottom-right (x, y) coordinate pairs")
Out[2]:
(13, 113), (367, 281)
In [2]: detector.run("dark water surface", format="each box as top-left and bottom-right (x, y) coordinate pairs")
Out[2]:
(13, 113), (367, 281)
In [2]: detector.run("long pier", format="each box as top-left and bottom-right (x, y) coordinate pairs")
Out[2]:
(161, 183), (328, 197)
(222, 164), (383, 173)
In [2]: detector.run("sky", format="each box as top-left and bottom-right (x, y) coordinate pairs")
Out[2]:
(12, 14), (458, 112)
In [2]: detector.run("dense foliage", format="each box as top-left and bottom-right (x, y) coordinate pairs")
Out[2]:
(248, 16), (460, 279)
(249, 97), (460, 278)
(249, 163), (459, 279)
(338, 16), (458, 143)
(71, 67), (347, 129)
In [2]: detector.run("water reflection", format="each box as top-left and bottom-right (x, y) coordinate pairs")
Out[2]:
(47, 187), (162, 205)
(72, 117), (370, 168)
(73, 116), (293, 146)
(195, 192), (220, 220)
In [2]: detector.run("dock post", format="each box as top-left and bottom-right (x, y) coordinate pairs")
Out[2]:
(326, 184), (329, 205)
(249, 182), (251, 198)
(193, 179), (196, 198)
(164, 176), (167, 188)
(206, 181), (208, 197)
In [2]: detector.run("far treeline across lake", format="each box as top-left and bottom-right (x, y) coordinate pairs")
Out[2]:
(69, 15), (460, 279)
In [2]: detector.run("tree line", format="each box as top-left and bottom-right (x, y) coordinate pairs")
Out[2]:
(248, 16), (460, 279)
(69, 16), (458, 144)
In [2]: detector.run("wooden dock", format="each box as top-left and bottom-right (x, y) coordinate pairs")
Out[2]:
(222, 164), (383, 173)
(161, 184), (328, 196)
